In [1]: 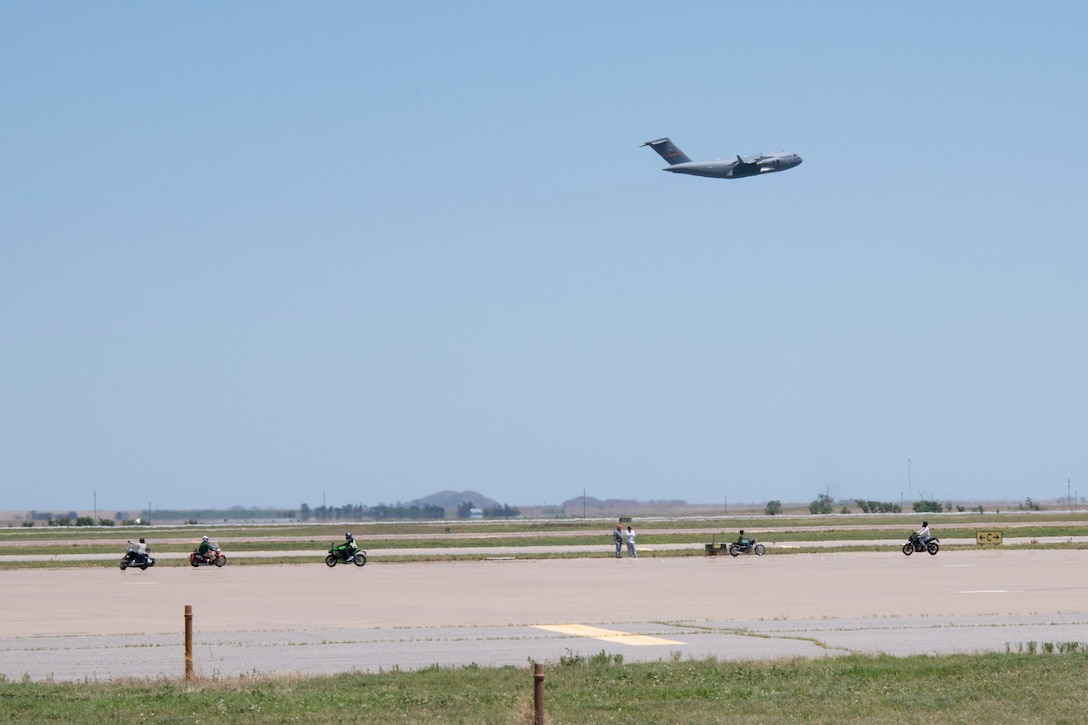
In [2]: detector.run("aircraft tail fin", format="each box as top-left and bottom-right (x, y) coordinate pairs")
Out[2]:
(641, 137), (691, 165)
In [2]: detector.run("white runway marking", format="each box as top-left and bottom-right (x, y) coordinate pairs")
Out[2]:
(959, 590), (1010, 594)
(533, 624), (683, 646)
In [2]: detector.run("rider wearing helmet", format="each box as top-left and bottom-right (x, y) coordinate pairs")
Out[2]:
(197, 535), (213, 561)
(736, 529), (748, 547)
(916, 521), (932, 545)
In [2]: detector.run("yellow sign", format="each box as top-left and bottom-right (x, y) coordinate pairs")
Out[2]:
(976, 530), (1003, 545)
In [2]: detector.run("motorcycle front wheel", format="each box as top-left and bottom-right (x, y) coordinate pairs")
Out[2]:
(325, 555), (338, 567)
(754, 544), (766, 556)
(353, 553), (367, 567)
(902, 543), (914, 556)
(119, 561), (128, 570)
(214, 555), (226, 567)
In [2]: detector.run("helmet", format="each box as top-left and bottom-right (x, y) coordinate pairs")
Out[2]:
(139, 538), (145, 544)
(739, 530), (744, 535)
(202, 536), (209, 542)
(921, 521), (928, 527)
(345, 532), (352, 540)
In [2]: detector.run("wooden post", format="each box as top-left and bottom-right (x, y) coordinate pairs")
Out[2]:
(184, 605), (193, 680)
(533, 663), (545, 725)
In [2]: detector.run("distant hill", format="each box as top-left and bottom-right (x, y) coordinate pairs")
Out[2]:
(413, 490), (502, 511)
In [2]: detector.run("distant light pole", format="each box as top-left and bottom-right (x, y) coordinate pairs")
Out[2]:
(907, 457), (912, 502)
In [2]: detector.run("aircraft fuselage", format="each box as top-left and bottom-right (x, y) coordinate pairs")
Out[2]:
(665, 154), (803, 178)
(642, 138), (802, 179)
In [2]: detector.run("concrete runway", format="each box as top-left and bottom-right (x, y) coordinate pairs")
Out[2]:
(3, 550), (1087, 682)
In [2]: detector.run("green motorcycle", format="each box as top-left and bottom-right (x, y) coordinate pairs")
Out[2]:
(326, 540), (367, 567)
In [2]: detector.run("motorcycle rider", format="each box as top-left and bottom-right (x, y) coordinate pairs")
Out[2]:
(341, 532), (356, 559)
(136, 538), (149, 561)
(736, 529), (749, 550)
(196, 535), (214, 562)
(915, 521), (932, 547)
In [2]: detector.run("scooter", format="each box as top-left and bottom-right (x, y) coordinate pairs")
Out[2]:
(902, 533), (939, 556)
(120, 541), (155, 570)
(189, 544), (227, 567)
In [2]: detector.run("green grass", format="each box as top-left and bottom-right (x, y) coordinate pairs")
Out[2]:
(3, 650), (1087, 724)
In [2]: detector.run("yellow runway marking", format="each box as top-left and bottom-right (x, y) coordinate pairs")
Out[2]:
(533, 624), (683, 646)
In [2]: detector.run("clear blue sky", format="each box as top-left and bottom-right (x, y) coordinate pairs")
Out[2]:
(3, 3), (1086, 513)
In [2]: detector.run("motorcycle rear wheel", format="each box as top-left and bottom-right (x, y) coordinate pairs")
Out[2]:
(902, 543), (914, 556)
(926, 541), (939, 555)
(729, 544), (741, 557)
(353, 553), (367, 567)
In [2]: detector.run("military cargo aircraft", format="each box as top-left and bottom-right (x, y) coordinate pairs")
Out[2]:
(641, 137), (802, 179)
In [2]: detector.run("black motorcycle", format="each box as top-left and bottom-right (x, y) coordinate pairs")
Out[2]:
(326, 541), (367, 567)
(729, 537), (766, 557)
(120, 541), (155, 570)
(902, 533), (939, 556)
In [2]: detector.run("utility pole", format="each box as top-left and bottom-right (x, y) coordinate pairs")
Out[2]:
(907, 457), (912, 502)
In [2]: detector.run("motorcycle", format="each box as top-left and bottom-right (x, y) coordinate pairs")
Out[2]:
(189, 544), (227, 567)
(902, 533), (939, 556)
(729, 537), (766, 557)
(326, 540), (367, 567)
(120, 541), (155, 570)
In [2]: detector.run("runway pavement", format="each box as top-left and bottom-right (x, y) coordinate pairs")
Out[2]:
(2, 550), (1087, 682)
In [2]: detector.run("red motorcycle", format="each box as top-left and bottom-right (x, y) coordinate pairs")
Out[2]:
(189, 544), (227, 567)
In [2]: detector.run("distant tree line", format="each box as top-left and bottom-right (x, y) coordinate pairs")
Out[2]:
(296, 502), (445, 521)
(147, 506), (298, 522)
(856, 500), (902, 514)
(455, 501), (521, 519)
(370, 504), (445, 520)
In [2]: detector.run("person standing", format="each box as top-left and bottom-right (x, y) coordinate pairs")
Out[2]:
(612, 525), (623, 558)
(626, 526), (637, 559)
